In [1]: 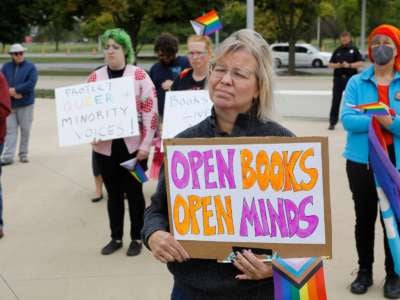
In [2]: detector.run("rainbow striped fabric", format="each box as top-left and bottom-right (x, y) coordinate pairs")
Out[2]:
(351, 102), (390, 116)
(272, 257), (327, 300)
(190, 10), (222, 36)
(120, 158), (148, 183)
(130, 163), (148, 183)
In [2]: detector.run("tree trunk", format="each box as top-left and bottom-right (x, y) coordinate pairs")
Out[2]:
(288, 39), (296, 75)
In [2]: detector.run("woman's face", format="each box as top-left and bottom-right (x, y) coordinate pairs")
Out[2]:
(209, 49), (259, 114)
(104, 38), (126, 69)
(370, 35), (397, 65)
(187, 41), (210, 72)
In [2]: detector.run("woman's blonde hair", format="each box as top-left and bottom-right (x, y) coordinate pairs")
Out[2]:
(211, 29), (275, 121)
(187, 35), (213, 56)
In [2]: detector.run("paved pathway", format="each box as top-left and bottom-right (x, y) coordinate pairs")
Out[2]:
(0, 96), (389, 299)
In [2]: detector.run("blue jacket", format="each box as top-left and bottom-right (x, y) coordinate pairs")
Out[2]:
(1, 60), (38, 108)
(341, 65), (400, 168)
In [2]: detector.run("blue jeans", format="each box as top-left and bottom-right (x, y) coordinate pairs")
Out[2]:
(0, 143), (4, 227)
(171, 284), (191, 300)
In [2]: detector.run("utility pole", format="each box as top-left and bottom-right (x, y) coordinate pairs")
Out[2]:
(360, 0), (366, 53)
(246, 0), (254, 30)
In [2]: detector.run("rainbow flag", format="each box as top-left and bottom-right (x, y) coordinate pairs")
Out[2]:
(190, 10), (222, 36)
(351, 102), (391, 116)
(272, 257), (327, 300)
(120, 158), (149, 183)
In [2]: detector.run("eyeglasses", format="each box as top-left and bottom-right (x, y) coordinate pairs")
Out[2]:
(210, 64), (255, 81)
(11, 52), (24, 56)
(187, 51), (207, 58)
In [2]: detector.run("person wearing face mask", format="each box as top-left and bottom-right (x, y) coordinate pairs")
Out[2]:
(341, 24), (400, 298)
(328, 32), (364, 130)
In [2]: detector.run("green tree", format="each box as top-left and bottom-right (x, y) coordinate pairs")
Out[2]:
(0, 0), (31, 50)
(258, 0), (322, 74)
(69, 0), (226, 60)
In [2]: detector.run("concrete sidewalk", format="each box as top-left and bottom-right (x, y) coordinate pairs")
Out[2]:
(0, 99), (390, 300)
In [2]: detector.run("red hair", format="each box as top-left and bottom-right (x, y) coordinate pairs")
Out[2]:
(368, 24), (400, 71)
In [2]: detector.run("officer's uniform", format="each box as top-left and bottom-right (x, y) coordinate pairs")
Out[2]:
(329, 44), (363, 127)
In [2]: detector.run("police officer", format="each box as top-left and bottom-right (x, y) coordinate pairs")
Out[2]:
(329, 32), (364, 130)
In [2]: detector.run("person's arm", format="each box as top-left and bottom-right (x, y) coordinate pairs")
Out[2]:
(142, 168), (190, 263)
(341, 77), (371, 133)
(348, 61), (364, 69)
(0, 74), (11, 119)
(135, 68), (159, 159)
(14, 64), (38, 94)
(328, 49), (341, 69)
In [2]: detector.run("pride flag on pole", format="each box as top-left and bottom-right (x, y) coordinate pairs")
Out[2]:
(190, 10), (222, 36)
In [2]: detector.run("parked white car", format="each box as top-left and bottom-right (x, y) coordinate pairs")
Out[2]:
(270, 43), (331, 68)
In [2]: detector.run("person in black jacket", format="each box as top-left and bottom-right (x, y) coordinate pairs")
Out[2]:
(142, 29), (294, 300)
(328, 32), (363, 130)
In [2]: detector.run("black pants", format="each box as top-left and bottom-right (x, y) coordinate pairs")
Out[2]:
(346, 155), (399, 276)
(330, 76), (350, 126)
(95, 139), (147, 241)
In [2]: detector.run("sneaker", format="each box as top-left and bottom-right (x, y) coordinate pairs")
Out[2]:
(1, 160), (13, 166)
(384, 276), (400, 299)
(350, 269), (373, 294)
(328, 124), (335, 130)
(101, 240), (122, 255)
(126, 240), (142, 256)
(0, 227), (3, 239)
(20, 157), (29, 163)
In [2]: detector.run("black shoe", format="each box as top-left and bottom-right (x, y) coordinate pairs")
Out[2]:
(350, 269), (373, 294)
(384, 276), (400, 299)
(0, 227), (3, 239)
(328, 124), (335, 130)
(101, 240), (122, 255)
(126, 240), (142, 256)
(91, 195), (103, 203)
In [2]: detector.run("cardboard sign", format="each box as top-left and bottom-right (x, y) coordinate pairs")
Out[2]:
(55, 77), (139, 146)
(162, 90), (212, 140)
(164, 137), (331, 260)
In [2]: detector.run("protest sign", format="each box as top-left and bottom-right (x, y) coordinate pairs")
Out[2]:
(162, 90), (212, 141)
(55, 77), (139, 146)
(164, 137), (331, 260)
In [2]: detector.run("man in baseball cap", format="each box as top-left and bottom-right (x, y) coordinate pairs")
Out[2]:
(1, 43), (37, 165)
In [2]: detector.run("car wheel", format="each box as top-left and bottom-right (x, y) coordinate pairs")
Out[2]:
(274, 58), (282, 68)
(312, 59), (323, 68)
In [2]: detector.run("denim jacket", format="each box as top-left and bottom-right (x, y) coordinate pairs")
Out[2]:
(341, 65), (400, 168)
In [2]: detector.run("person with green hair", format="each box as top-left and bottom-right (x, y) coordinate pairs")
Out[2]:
(100, 28), (135, 65)
(88, 28), (159, 257)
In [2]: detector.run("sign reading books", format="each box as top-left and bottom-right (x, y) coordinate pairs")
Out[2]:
(163, 137), (332, 260)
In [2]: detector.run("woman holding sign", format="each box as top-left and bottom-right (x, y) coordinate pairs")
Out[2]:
(89, 28), (158, 257)
(142, 29), (294, 300)
(171, 35), (213, 91)
(341, 24), (400, 298)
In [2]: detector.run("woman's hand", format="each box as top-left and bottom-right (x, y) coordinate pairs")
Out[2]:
(136, 150), (149, 160)
(148, 230), (190, 263)
(91, 138), (102, 146)
(233, 250), (273, 280)
(375, 115), (393, 128)
(161, 79), (173, 91)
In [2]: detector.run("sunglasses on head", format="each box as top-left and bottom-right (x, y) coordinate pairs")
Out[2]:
(11, 52), (24, 56)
